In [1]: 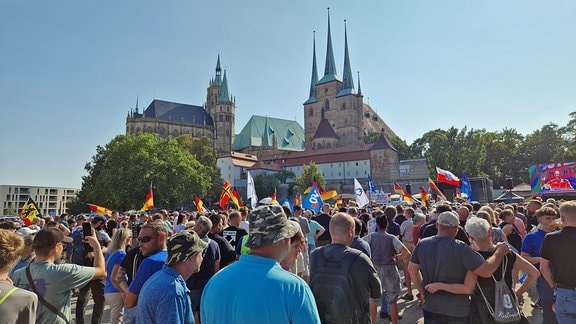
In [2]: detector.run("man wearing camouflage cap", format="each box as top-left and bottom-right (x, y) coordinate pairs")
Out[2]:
(136, 230), (207, 324)
(201, 205), (320, 324)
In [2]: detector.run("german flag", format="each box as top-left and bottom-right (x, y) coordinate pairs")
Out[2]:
(231, 188), (243, 208)
(194, 197), (204, 212)
(87, 203), (112, 215)
(428, 178), (447, 201)
(420, 187), (429, 209)
(394, 183), (415, 204)
(141, 184), (154, 211)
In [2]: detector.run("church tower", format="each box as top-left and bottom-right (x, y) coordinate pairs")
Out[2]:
(303, 9), (365, 150)
(206, 55), (235, 154)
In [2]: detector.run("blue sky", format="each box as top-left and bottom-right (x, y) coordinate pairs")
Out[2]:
(1, 1), (575, 188)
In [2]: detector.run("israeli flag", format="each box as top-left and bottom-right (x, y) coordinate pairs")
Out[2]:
(354, 178), (370, 208)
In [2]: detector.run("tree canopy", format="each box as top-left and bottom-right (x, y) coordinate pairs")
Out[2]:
(293, 162), (325, 195)
(73, 133), (212, 212)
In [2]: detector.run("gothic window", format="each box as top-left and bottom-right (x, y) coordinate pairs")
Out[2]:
(310, 109), (313, 116)
(342, 102), (346, 110)
(324, 99), (330, 111)
(172, 130), (179, 137)
(227, 107), (230, 112)
(219, 115), (223, 122)
(226, 115), (230, 122)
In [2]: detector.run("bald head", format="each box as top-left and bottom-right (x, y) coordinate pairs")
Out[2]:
(329, 212), (355, 245)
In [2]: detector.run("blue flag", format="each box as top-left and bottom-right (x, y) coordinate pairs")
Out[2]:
(281, 197), (294, 213)
(302, 184), (323, 213)
(461, 173), (472, 198)
(368, 175), (377, 193)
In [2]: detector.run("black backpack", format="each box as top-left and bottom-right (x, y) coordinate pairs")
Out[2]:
(310, 247), (363, 324)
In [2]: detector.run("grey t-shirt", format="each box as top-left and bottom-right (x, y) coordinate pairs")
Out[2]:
(410, 235), (485, 317)
(0, 280), (37, 324)
(12, 261), (95, 324)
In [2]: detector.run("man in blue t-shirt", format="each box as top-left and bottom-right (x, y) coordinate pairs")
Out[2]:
(201, 205), (321, 324)
(137, 230), (207, 324)
(521, 206), (558, 324)
(123, 219), (168, 324)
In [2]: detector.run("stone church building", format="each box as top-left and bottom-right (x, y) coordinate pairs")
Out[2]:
(125, 11), (421, 194)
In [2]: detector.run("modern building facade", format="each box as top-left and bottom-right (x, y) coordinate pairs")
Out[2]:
(0, 185), (79, 217)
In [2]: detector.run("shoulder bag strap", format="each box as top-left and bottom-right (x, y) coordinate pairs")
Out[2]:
(25, 265), (70, 324)
(0, 287), (18, 305)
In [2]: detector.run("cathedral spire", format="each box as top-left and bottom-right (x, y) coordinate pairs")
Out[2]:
(357, 71), (362, 95)
(318, 7), (338, 84)
(213, 54), (222, 86)
(337, 20), (356, 97)
(304, 31), (318, 105)
(218, 70), (231, 103)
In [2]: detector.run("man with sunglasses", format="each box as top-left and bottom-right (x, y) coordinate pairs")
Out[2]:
(123, 220), (168, 324)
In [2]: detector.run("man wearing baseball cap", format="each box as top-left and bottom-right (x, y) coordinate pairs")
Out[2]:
(201, 205), (320, 324)
(136, 230), (207, 323)
(408, 211), (511, 322)
(12, 227), (106, 324)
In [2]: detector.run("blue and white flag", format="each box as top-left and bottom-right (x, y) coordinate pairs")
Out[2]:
(281, 197), (294, 213)
(302, 184), (323, 213)
(368, 175), (377, 193)
(354, 178), (370, 208)
(461, 173), (472, 198)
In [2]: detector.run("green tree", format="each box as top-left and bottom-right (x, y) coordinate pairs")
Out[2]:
(254, 173), (279, 198)
(176, 135), (223, 201)
(293, 162), (325, 195)
(388, 135), (413, 160)
(481, 128), (525, 187)
(78, 133), (211, 211)
(520, 123), (565, 167)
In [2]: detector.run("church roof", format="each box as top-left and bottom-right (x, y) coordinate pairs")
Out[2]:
(313, 117), (338, 139)
(233, 116), (305, 152)
(371, 134), (397, 151)
(140, 99), (214, 126)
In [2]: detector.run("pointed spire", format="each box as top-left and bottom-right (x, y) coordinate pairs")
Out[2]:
(357, 71), (362, 95)
(213, 54), (222, 86)
(304, 31), (318, 104)
(218, 70), (231, 103)
(337, 19), (356, 97)
(318, 8), (338, 84)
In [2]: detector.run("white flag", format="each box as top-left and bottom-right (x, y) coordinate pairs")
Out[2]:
(354, 178), (370, 208)
(246, 171), (258, 209)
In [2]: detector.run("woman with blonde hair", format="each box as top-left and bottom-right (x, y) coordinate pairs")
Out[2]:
(104, 228), (132, 323)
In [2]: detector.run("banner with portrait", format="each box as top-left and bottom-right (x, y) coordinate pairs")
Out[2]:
(529, 162), (576, 193)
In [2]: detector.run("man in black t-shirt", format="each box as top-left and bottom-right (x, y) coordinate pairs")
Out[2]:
(221, 211), (247, 249)
(314, 203), (332, 247)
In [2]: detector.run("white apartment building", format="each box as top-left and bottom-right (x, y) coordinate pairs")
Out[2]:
(0, 185), (79, 217)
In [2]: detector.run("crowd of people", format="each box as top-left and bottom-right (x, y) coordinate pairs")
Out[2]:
(0, 197), (575, 323)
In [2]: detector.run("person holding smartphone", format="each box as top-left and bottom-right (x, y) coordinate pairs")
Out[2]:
(75, 216), (111, 324)
(11, 227), (106, 324)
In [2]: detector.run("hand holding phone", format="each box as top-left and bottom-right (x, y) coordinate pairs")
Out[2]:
(82, 222), (93, 238)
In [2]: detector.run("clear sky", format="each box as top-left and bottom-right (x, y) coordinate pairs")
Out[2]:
(1, 0), (575, 189)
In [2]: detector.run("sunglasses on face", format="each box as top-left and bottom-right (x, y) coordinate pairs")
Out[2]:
(137, 235), (158, 243)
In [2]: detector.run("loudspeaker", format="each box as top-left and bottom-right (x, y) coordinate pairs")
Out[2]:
(506, 178), (513, 190)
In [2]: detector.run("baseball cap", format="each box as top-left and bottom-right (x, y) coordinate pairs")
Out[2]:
(165, 231), (208, 265)
(246, 205), (298, 248)
(18, 227), (38, 236)
(437, 211), (459, 227)
(32, 228), (73, 249)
